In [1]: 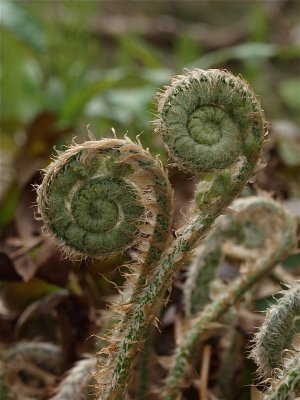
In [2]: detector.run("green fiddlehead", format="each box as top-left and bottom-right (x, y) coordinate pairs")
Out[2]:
(183, 195), (268, 397)
(163, 197), (297, 400)
(155, 68), (265, 216)
(1, 342), (61, 399)
(37, 137), (173, 263)
(262, 357), (300, 400)
(251, 285), (300, 400)
(156, 69), (263, 173)
(37, 137), (174, 398)
(184, 195), (270, 317)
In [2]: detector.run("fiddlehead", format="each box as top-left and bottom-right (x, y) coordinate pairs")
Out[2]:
(155, 68), (265, 214)
(37, 137), (173, 263)
(37, 137), (174, 398)
(183, 195), (269, 396)
(156, 69), (263, 173)
(163, 196), (297, 399)
(184, 195), (269, 317)
(251, 285), (300, 400)
(1, 342), (61, 399)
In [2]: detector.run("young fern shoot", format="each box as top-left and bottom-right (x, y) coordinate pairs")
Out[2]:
(37, 69), (266, 400)
(1, 342), (61, 399)
(163, 196), (297, 400)
(251, 285), (300, 400)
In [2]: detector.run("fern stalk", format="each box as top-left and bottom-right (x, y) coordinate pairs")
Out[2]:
(163, 197), (297, 399)
(251, 286), (300, 400)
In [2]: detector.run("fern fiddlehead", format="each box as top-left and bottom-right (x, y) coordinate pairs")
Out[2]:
(37, 69), (266, 400)
(37, 137), (173, 263)
(163, 196), (297, 399)
(251, 285), (300, 400)
(156, 69), (262, 173)
(184, 195), (273, 317)
(155, 68), (265, 215)
(1, 342), (61, 399)
(37, 137), (174, 398)
(183, 195), (269, 397)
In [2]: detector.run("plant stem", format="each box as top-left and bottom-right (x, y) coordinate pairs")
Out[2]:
(163, 205), (296, 399)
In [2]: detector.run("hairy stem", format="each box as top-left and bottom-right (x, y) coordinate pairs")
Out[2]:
(49, 357), (96, 400)
(163, 198), (297, 399)
(263, 357), (300, 400)
(251, 286), (300, 400)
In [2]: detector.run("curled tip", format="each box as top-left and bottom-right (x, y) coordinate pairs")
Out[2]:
(155, 68), (266, 173)
(37, 137), (173, 262)
(250, 285), (300, 378)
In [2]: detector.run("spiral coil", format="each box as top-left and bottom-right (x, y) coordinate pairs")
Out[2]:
(155, 69), (264, 173)
(37, 138), (173, 261)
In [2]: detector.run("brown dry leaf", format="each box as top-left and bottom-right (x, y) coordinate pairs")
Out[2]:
(14, 112), (72, 187)
(15, 172), (43, 241)
(0, 252), (21, 281)
(15, 291), (68, 334)
(13, 253), (39, 282)
(251, 385), (264, 400)
(35, 241), (72, 287)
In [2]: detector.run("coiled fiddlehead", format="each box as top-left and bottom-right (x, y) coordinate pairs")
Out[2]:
(37, 137), (173, 262)
(156, 69), (263, 173)
(184, 195), (271, 317)
(1, 342), (61, 399)
(251, 285), (300, 400)
(37, 137), (174, 398)
(155, 69), (265, 217)
(163, 196), (297, 400)
(182, 195), (269, 396)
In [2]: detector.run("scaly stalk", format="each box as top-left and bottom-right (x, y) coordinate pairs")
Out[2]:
(1, 342), (61, 399)
(251, 286), (300, 400)
(163, 197), (297, 399)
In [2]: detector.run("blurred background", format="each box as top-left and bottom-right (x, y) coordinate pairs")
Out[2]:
(0, 1), (299, 399)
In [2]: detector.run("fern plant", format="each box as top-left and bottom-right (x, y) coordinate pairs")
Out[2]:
(251, 285), (300, 400)
(35, 68), (269, 399)
(1, 342), (61, 399)
(163, 196), (297, 399)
